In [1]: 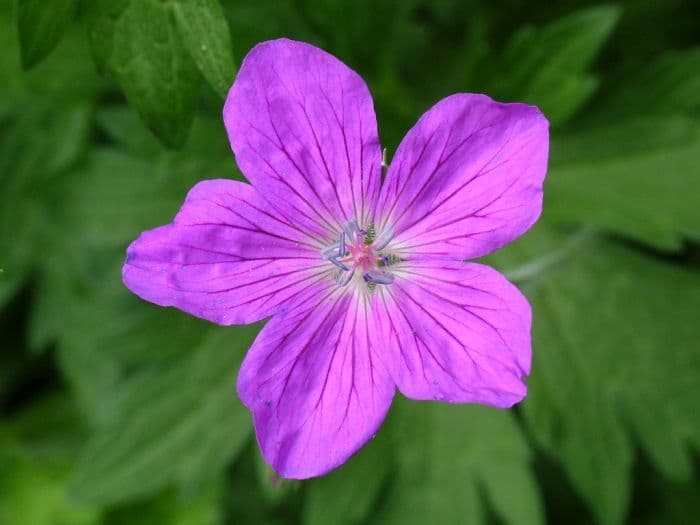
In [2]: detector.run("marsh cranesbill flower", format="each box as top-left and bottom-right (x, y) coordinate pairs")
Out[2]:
(123, 38), (549, 478)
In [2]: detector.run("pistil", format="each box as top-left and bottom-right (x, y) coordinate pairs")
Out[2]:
(321, 221), (396, 287)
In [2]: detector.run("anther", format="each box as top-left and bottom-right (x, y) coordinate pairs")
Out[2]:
(338, 232), (346, 257)
(372, 228), (394, 251)
(337, 269), (355, 286)
(323, 222), (396, 288)
(363, 271), (395, 285)
(343, 220), (362, 244)
(328, 257), (349, 271)
(321, 242), (340, 260)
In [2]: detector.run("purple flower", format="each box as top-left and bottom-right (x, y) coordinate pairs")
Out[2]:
(123, 39), (549, 478)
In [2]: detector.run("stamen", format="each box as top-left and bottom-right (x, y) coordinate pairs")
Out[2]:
(363, 270), (395, 285)
(338, 232), (346, 257)
(364, 223), (376, 244)
(328, 256), (349, 271)
(321, 242), (340, 259)
(343, 220), (359, 235)
(337, 269), (355, 286)
(382, 253), (401, 266)
(323, 221), (397, 289)
(343, 220), (362, 244)
(372, 227), (394, 251)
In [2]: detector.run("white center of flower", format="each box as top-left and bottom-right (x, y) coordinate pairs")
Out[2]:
(321, 221), (395, 287)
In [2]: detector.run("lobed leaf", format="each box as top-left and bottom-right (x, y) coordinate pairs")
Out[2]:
(0, 103), (93, 311)
(112, 0), (201, 148)
(0, 397), (101, 525)
(302, 429), (392, 525)
(106, 485), (224, 525)
(82, 0), (202, 148)
(490, 5), (620, 125)
(547, 122), (700, 250)
(70, 328), (256, 506)
(172, 0), (237, 98)
(491, 224), (700, 525)
(0, 2), (99, 309)
(594, 48), (700, 119)
(16, 0), (79, 68)
(545, 48), (700, 250)
(371, 400), (544, 525)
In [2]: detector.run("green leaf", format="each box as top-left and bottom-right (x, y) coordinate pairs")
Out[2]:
(547, 121), (700, 250)
(96, 0), (201, 148)
(544, 48), (700, 250)
(57, 148), (199, 247)
(5, 394), (86, 460)
(253, 452), (302, 507)
(70, 327), (256, 506)
(2, 5), (102, 103)
(490, 5), (620, 125)
(0, 273), (24, 313)
(0, 333), (31, 405)
(0, 396), (101, 525)
(550, 114), (697, 165)
(29, 127), (236, 410)
(0, 0), (23, 99)
(95, 105), (236, 163)
(302, 428), (392, 525)
(34, 258), (209, 425)
(26, 146), (195, 348)
(44, 126), (233, 258)
(106, 485), (223, 525)
(0, 3), (99, 310)
(0, 102), (92, 311)
(172, 0), (237, 98)
(373, 400), (544, 525)
(112, 0), (200, 148)
(225, 444), (289, 525)
(491, 224), (700, 525)
(223, 0), (315, 58)
(96, 105), (163, 156)
(81, 0), (129, 74)
(0, 451), (101, 525)
(16, 0), (79, 68)
(594, 48), (700, 119)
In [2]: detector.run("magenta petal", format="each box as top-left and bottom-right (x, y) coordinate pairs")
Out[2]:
(237, 285), (395, 478)
(376, 94), (549, 260)
(224, 38), (382, 234)
(122, 179), (329, 325)
(375, 261), (531, 407)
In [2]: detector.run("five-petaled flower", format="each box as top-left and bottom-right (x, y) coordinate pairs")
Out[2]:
(123, 39), (549, 479)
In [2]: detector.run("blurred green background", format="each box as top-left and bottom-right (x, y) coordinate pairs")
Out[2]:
(1, 0), (699, 524)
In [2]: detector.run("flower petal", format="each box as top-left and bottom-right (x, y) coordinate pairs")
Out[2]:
(123, 179), (330, 325)
(237, 285), (395, 478)
(375, 261), (531, 407)
(224, 38), (382, 235)
(376, 94), (549, 260)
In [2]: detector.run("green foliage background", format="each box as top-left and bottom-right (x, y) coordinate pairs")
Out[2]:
(1, 0), (699, 523)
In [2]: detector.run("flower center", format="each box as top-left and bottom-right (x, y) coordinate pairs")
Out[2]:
(321, 220), (395, 287)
